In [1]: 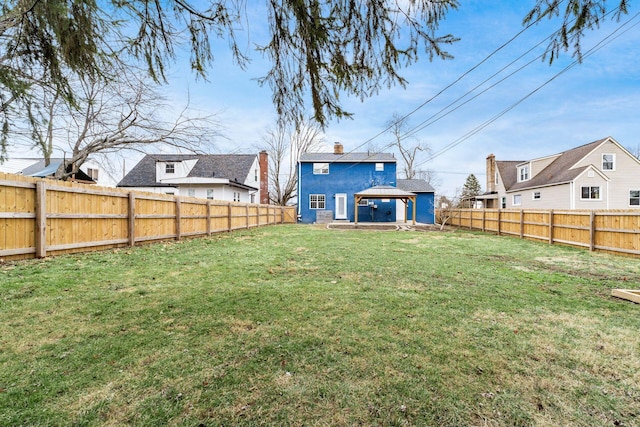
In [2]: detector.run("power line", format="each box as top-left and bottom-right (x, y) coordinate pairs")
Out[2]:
(412, 12), (640, 170)
(296, 4), (556, 181)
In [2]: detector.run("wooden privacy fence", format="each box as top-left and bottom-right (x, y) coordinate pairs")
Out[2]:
(437, 208), (640, 257)
(0, 172), (296, 261)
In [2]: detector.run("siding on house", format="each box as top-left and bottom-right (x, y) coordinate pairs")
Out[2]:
(396, 179), (436, 224)
(118, 154), (262, 203)
(485, 137), (640, 210)
(297, 152), (397, 223)
(575, 140), (640, 209)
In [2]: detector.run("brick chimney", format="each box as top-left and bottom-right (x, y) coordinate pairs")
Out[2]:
(259, 150), (269, 204)
(334, 142), (344, 154)
(486, 153), (496, 193)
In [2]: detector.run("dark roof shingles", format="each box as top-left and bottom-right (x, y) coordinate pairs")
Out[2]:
(117, 154), (256, 187)
(508, 138), (606, 191)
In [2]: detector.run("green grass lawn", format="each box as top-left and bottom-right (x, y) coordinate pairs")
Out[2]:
(1, 225), (639, 426)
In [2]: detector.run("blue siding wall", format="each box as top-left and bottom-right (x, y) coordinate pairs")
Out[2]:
(406, 193), (435, 224)
(298, 161), (397, 223)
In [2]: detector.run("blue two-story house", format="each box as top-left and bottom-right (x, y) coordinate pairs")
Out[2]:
(297, 143), (435, 224)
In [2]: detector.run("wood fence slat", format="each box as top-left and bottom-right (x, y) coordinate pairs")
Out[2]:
(437, 207), (640, 258)
(35, 182), (47, 258)
(0, 172), (295, 261)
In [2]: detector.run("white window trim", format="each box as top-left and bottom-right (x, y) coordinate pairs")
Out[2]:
(309, 194), (326, 209)
(517, 165), (529, 182)
(629, 189), (640, 207)
(313, 163), (329, 175)
(512, 194), (522, 206)
(358, 198), (369, 206)
(375, 163), (384, 171)
(165, 163), (175, 174)
(500, 197), (506, 209)
(206, 189), (215, 200)
(602, 153), (616, 171)
(532, 191), (541, 200)
(580, 186), (602, 201)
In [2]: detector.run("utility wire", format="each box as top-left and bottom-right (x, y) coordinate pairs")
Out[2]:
(296, 3), (562, 181)
(412, 12), (640, 170)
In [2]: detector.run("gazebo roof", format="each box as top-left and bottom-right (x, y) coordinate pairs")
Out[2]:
(355, 185), (416, 198)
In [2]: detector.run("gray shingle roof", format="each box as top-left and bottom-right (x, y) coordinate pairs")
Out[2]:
(299, 152), (396, 163)
(397, 179), (435, 193)
(496, 160), (523, 191)
(507, 138), (606, 191)
(117, 154), (256, 187)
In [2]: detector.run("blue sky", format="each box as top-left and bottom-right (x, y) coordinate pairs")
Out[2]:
(160, 1), (640, 197)
(10, 1), (639, 197)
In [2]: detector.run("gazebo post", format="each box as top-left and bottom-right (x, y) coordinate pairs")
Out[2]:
(354, 195), (359, 224)
(411, 196), (416, 225)
(404, 198), (408, 224)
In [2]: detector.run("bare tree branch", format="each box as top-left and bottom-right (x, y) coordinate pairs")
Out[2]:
(261, 119), (324, 205)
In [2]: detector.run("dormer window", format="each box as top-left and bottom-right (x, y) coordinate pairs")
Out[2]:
(602, 154), (615, 171)
(165, 163), (175, 174)
(518, 165), (529, 182)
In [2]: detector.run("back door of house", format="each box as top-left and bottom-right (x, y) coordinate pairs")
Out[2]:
(335, 193), (347, 220)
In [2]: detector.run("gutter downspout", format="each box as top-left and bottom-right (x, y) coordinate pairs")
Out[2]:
(570, 181), (575, 209)
(297, 161), (302, 220)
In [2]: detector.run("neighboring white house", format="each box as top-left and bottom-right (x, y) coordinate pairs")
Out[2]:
(0, 157), (117, 187)
(477, 136), (640, 210)
(117, 153), (269, 204)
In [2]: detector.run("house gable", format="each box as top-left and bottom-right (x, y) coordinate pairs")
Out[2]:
(298, 151), (398, 223)
(487, 136), (640, 210)
(118, 154), (262, 203)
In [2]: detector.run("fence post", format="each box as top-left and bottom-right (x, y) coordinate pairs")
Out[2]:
(246, 204), (250, 229)
(281, 207), (285, 224)
(227, 202), (232, 232)
(520, 209), (524, 239)
(206, 201), (212, 236)
(128, 192), (136, 247)
(589, 211), (596, 251)
(175, 198), (182, 240)
(548, 209), (554, 245)
(497, 209), (501, 236)
(35, 181), (47, 258)
(482, 209), (486, 232)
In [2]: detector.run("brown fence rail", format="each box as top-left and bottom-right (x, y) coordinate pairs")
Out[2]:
(0, 172), (296, 261)
(436, 208), (640, 258)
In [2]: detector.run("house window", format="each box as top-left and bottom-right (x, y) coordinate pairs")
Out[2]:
(533, 192), (541, 200)
(165, 163), (175, 174)
(501, 197), (506, 209)
(233, 192), (241, 202)
(206, 189), (214, 200)
(495, 172), (498, 185)
(518, 165), (529, 182)
(581, 186), (601, 200)
(187, 189), (196, 198)
(375, 163), (384, 171)
(629, 190), (640, 206)
(87, 168), (99, 180)
(251, 194), (256, 204)
(602, 154), (615, 171)
(513, 194), (522, 206)
(358, 198), (369, 206)
(313, 163), (329, 174)
(309, 194), (326, 209)
(255, 168), (258, 181)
